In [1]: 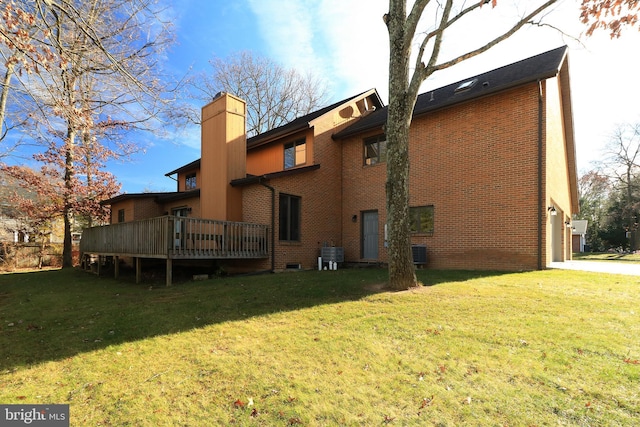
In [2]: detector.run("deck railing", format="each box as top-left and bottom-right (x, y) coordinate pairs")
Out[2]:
(80, 216), (269, 259)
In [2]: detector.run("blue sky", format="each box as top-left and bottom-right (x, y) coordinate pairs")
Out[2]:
(103, 0), (640, 194)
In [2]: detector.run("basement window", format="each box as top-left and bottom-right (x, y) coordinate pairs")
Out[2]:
(455, 78), (477, 93)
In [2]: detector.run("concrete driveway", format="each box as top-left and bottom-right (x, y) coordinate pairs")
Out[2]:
(549, 261), (640, 276)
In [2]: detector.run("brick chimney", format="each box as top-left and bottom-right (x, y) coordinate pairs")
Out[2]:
(200, 92), (246, 221)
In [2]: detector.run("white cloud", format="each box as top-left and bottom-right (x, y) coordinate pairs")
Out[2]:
(245, 0), (318, 70)
(315, 0), (390, 99)
(246, 0), (389, 101)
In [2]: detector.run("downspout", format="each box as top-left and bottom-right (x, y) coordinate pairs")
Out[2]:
(259, 179), (276, 272)
(166, 173), (178, 191)
(537, 80), (544, 270)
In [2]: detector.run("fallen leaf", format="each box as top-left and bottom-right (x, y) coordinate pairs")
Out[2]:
(233, 399), (245, 408)
(624, 358), (640, 365)
(250, 408), (258, 417)
(420, 395), (434, 408)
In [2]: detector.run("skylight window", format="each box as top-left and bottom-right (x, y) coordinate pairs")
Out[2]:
(455, 78), (478, 93)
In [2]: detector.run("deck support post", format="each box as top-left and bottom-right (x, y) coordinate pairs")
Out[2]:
(136, 257), (142, 284)
(166, 258), (173, 287)
(114, 256), (120, 279)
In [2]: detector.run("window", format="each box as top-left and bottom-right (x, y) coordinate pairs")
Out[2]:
(279, 193), (301, 241)
(455, 78), (477, 93)
(185, 173), (196, 190)
(364, 134), (387, 165)
(284, 139), (306, 169)
(117, 209), (125, 223)
(409, 206), (434, 235)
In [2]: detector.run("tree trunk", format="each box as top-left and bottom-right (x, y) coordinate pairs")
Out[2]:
(385, 1), (418, 290)
(0, 61), (16, 140)
(62, 128), (75, 268)
(626, 167), (637, 252)
(386, 102), (417, 290)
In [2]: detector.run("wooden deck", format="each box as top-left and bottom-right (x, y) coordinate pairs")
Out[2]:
(80, 216), (269, 285)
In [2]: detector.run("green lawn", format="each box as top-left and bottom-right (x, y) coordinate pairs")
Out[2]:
(574, 252), (640, 264)
(1, 267), (638, 426)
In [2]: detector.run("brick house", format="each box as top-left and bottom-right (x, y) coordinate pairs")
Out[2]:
(85, 46), (577, 279)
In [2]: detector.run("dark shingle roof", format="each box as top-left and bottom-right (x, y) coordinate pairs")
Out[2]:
(100, 189), (200, 206)
(165, 159), (200, 177)
(230, 164), (321, 187)
(333, 46), (568, 139)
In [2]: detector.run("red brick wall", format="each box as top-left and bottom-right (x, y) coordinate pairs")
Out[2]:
(133, 198), (165, 221)
(240, 97), (372, 271)
(108, 198), (166, 224)
(342, 84), (545, 270)
(231, 85), (573, 272)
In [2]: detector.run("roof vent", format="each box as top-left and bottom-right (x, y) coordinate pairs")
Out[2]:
(454, 78), (478, 93)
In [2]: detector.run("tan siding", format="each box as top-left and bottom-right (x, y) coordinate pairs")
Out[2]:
(545, 76), (574, 262)
(246, 130), (314, 175)
(177, 168), (199, 191)
(200, 93), (246, 221)
(162, 197), (201, 218)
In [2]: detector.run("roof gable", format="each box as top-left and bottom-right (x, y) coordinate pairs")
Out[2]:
(246, 88), (383, 149)
(165, 89), (384, 176)
(333, 45), (568, 139)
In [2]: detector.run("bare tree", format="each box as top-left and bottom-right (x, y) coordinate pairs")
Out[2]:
(191, 51), (327, 136)
(0, 1), (55, 152)
(577, 169), (612, 251)
(384, 0), (561, 290)
(1, 0), (176, 267)
(599, 123), (640, 250)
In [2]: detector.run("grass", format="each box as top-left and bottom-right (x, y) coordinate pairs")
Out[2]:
(574, 252), (640, 264)
(1, 267), (639, 426)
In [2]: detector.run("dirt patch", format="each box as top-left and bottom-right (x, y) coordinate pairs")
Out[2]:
(364, 282), (391, 292)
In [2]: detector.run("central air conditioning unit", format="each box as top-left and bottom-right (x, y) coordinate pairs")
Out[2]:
(321, 246), (344, 263)
(411, 244), (427, 265)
